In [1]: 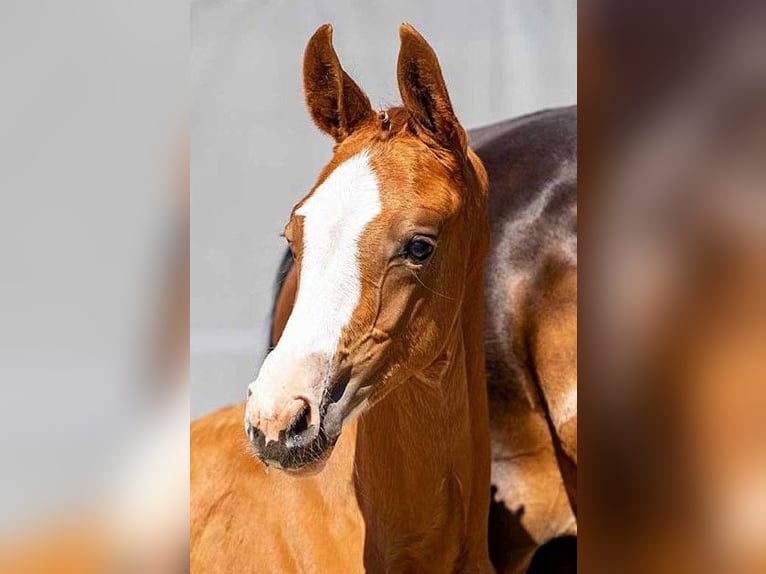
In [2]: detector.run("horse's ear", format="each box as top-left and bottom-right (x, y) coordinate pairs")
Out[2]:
(303, 24), (374, 142)
(397, 23), (466, 154)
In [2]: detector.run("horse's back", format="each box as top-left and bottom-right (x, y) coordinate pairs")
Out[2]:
(190, 405), (262, 573)
(470, 107), (576, 284)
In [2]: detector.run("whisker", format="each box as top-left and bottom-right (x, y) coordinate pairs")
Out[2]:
(406, 267), (458, 300)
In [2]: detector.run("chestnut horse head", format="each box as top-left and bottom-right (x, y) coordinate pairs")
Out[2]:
(245, 24), (489, 473)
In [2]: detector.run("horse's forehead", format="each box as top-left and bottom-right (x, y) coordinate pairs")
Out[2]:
(295, 137), (459, 232)
(296, 150), (381, 229)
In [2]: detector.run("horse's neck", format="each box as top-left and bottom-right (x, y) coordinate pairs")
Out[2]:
(338, 277), (488, 557)
(358, 321), (471, 466)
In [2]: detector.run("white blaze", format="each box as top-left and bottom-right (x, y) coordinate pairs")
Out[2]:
(250, 151), (381, 415)
(282, 150), (381, 355)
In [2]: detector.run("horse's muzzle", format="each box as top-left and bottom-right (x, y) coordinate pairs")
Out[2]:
(245, 396), (340, 473)
(244, 359), (366, 472)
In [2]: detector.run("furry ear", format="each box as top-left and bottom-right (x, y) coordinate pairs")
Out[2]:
(397, 23), (466, 154)
(303, 24), (374, 142)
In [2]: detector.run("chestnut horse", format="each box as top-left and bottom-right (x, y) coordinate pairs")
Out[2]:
(191, 24), (494, 572)
(269, 63), (577, 574)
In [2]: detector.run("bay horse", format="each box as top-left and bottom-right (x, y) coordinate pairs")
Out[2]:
(269, 49), (578, 574)
(191, 24), (494, 572)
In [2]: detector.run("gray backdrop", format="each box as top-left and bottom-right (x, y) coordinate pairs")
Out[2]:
(191, 0), (576, 417)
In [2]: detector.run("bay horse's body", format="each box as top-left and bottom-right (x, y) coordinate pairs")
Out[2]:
(270, 106), (578, 572)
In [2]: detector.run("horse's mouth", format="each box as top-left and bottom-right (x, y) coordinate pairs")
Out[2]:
(247, 416), (339, 474)
(279, 440), (336, 476)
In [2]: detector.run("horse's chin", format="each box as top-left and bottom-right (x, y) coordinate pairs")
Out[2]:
(253, 431), (338, 476)
(280, 447), (334, 477)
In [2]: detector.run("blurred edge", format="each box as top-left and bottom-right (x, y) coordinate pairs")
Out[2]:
(581, 1), (766, 572)
(0, 0), (188, 572)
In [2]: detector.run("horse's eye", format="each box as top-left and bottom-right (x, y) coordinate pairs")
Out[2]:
(283, 236), (296, 260)
(404, 237), (434, 263)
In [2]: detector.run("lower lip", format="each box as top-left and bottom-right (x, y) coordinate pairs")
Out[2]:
(257, 436), (336, 475)
(280, 455), (330, 477)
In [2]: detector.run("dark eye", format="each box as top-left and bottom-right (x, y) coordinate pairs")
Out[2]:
(283, 236), (296, 260)
(404, 237), (435, 263)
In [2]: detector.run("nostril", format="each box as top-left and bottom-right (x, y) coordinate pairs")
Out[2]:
(247, 387), (253, 398)
(329, 369), (350, 405)
(286, 401), (312, 443)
